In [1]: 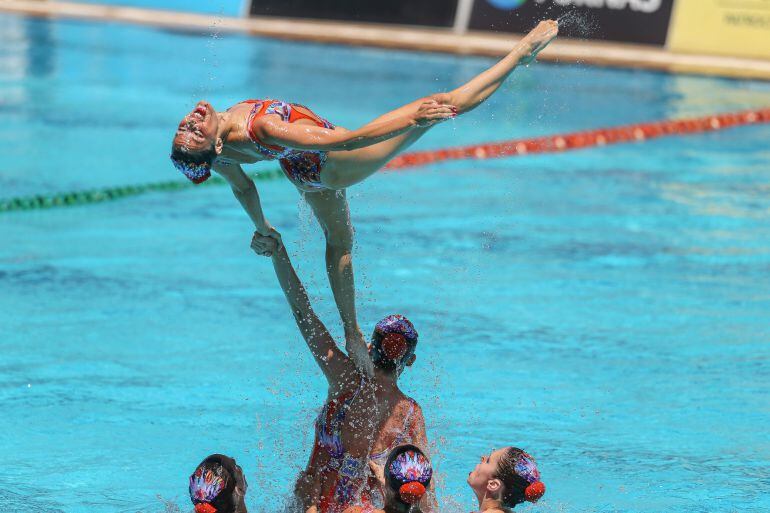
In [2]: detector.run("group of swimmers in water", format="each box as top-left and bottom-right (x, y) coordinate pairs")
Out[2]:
(171, 19), (560, 513)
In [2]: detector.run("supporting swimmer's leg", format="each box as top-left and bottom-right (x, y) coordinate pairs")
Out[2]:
(304, 189), (374, 377)
(322, 20), (558, 190)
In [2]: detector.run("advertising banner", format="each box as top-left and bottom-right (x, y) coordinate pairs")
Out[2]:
(249, 0), (456, 27)
(667, 0), (770, 60)
(468, 0), (675, 46)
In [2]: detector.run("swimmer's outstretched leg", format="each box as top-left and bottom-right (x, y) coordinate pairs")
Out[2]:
(322, 20), (558, 190)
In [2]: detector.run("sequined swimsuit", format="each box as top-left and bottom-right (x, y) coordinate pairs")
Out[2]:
(308, 389), (418, 513)
(244, 99), (334, 191)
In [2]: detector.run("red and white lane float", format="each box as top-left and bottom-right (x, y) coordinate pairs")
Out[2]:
(385, 108), (770, 170)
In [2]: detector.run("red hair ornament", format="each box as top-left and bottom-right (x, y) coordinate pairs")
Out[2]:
(399, 481), (426, 504)
(382, 333), (408, 361)
(195, 503), (218, 513)
(524, 481), (546, 503)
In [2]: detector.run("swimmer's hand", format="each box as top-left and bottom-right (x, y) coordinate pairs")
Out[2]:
(368, 460), (386, 488)
(251, 230), (281, 257)
(255, 222), (284, 248)
(413, 100), (457, 127)
(517, 20), (559, 65)
(345, 328), (375, 378)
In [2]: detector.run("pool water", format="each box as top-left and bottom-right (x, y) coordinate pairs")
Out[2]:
(1, 14), (770, 513)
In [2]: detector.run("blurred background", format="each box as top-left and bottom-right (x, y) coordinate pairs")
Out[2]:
(65, 0), (770, 59)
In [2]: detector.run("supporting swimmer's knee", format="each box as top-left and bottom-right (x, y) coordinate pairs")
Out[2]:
(326, 230), (354, 253)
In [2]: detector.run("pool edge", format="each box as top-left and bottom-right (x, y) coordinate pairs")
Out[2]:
(2, 0), (770, 82)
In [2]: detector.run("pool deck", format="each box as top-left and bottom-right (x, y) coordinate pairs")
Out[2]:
(3, 0), (770, 81)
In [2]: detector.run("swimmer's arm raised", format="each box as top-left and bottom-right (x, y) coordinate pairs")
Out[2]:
(253, 102), (455, 152)
(253, 235), (353, 383)
(214, 161), (277, 238)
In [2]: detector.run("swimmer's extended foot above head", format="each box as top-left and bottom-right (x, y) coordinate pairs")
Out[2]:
(516, 20), (559, 65)
(439, 19), (558, 117)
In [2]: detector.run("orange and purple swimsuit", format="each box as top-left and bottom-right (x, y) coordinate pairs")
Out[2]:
(244, 99), (335, 191)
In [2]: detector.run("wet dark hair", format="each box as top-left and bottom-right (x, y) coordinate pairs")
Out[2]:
(494, 447), (544, 507)
(189, 454), (247, 513)
(385, 444), (432, 509)
(370, 314), (418, 373)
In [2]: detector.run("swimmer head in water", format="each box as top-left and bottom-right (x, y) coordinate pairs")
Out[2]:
(189, 454), (248, 513)
(384, 444), (433, 511)
(369, 314), (418, 374)
(171, 101), (222, 184)
(467, 447), (545, 507)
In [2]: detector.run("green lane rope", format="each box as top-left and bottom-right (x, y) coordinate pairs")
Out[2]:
(0, 168), (285, 214)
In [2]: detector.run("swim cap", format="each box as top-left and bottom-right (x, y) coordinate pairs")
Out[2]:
(385, 445), (432, 505)
(371, 315), (418, 369)
(171, 155), (212, 184)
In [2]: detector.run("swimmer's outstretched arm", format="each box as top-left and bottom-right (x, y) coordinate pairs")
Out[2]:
(447, 20), (558, 115)
(250, 101), (456, 153)
(251, 232), (355, 386)
(214, 160), (280, 239)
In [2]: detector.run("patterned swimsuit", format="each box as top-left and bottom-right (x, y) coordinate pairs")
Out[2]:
(309, 378), (369, 513)
(308, 387), (418, 513)
(244, 99), (335, 191)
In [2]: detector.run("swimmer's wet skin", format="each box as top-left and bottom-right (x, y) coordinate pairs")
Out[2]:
(468, 447), (545, 510)
(342, 444), (433, 513)
(170, 20), (558, 380)
(249, 233), (431, 513)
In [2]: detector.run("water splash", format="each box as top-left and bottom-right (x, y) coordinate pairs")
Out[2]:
(556, 9), (599, 39)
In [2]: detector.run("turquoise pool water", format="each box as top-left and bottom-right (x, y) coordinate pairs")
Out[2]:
(2, 14), (770, 513)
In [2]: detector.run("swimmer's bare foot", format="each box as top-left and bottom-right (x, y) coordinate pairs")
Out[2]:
(345, 327), (375, 378)
(441, 19), (557, 115)
(516, 20), (559, 65)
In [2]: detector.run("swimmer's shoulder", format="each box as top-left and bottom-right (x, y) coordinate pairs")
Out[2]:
(397, 393), (422, 414)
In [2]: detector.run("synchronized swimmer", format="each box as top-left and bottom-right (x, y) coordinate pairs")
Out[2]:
(171, 20), (558, 376)
(188, 445), (546, 513)
(174, 19), (559, 513)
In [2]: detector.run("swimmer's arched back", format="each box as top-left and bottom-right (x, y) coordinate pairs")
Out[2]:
(173, 21), (558, 380)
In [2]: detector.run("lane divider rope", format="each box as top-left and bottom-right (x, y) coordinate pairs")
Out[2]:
(385, 107), (770, 169)
(0, 168), (285, 213)
(2, 107), (769, 214)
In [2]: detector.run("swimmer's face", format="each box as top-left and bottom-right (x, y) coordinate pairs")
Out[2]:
(467, 447), (507, 495)
(173, 101), (219, 154)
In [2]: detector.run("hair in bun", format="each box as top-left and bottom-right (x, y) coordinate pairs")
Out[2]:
(385, 445), (432, 507)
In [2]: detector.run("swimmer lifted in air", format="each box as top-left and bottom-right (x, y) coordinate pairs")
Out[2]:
(171, 20), (559, 375)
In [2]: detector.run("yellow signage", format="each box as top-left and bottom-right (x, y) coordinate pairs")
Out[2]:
(668, 0), (770, 59)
